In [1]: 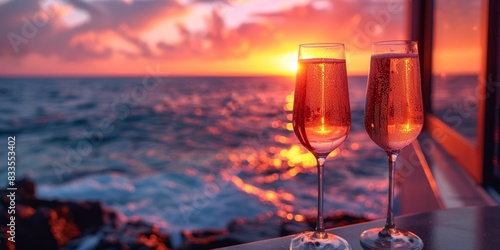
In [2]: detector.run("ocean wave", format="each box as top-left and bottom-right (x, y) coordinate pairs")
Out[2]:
(1, 76), (398, 232)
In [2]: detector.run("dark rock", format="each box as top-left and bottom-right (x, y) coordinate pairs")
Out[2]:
(64, 221), (173, 250)
(178, 228), (237, 250)
(16, 178), (36, 201)
(178, 215), (283, 249)
(15, 205), (60, 250)
(0, 178), (172, 250)
(227, 215), (283, 242)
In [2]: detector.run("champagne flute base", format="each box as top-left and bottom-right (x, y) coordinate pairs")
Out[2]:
(359, 227), (423, 250)
(290, 231), (351, 250)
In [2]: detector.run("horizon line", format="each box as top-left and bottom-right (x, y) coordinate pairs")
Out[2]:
(0, 72), (478, 79)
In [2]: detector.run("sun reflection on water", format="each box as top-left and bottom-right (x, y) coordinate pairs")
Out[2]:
(216, 90), (360, 222)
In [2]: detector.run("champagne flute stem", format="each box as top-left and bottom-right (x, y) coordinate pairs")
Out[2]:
(383, 151), (399, 234)
(314, 157), (327, 239)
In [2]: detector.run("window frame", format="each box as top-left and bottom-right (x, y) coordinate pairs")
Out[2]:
(411, 0), (499, 192)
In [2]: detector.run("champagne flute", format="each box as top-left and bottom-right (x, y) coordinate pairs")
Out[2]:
(290, 43), (351, 250)
(360, 40), (424, 250)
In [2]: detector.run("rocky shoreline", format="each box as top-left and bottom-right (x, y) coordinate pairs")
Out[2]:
(0, 179), (370, 250)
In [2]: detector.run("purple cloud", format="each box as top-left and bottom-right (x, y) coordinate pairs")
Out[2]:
(0, 0), (183, 59)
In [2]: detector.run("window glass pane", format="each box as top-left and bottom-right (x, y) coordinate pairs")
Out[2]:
(431, 0), (481, 144)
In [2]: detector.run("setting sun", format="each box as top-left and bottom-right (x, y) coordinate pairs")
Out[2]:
(285, 52), (299, 74)
(274, 51), (299, 75)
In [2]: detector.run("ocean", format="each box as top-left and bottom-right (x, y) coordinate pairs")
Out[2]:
(0, 75), (475, 243)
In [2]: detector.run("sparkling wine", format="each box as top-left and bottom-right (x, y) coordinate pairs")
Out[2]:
(293, 58), (351, 157)
(364, 53), (424, 152)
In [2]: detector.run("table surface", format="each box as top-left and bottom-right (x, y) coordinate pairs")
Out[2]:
(216, 206), (500, 250)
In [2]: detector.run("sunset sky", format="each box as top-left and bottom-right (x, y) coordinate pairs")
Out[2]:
(0, 0), (480, 76)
